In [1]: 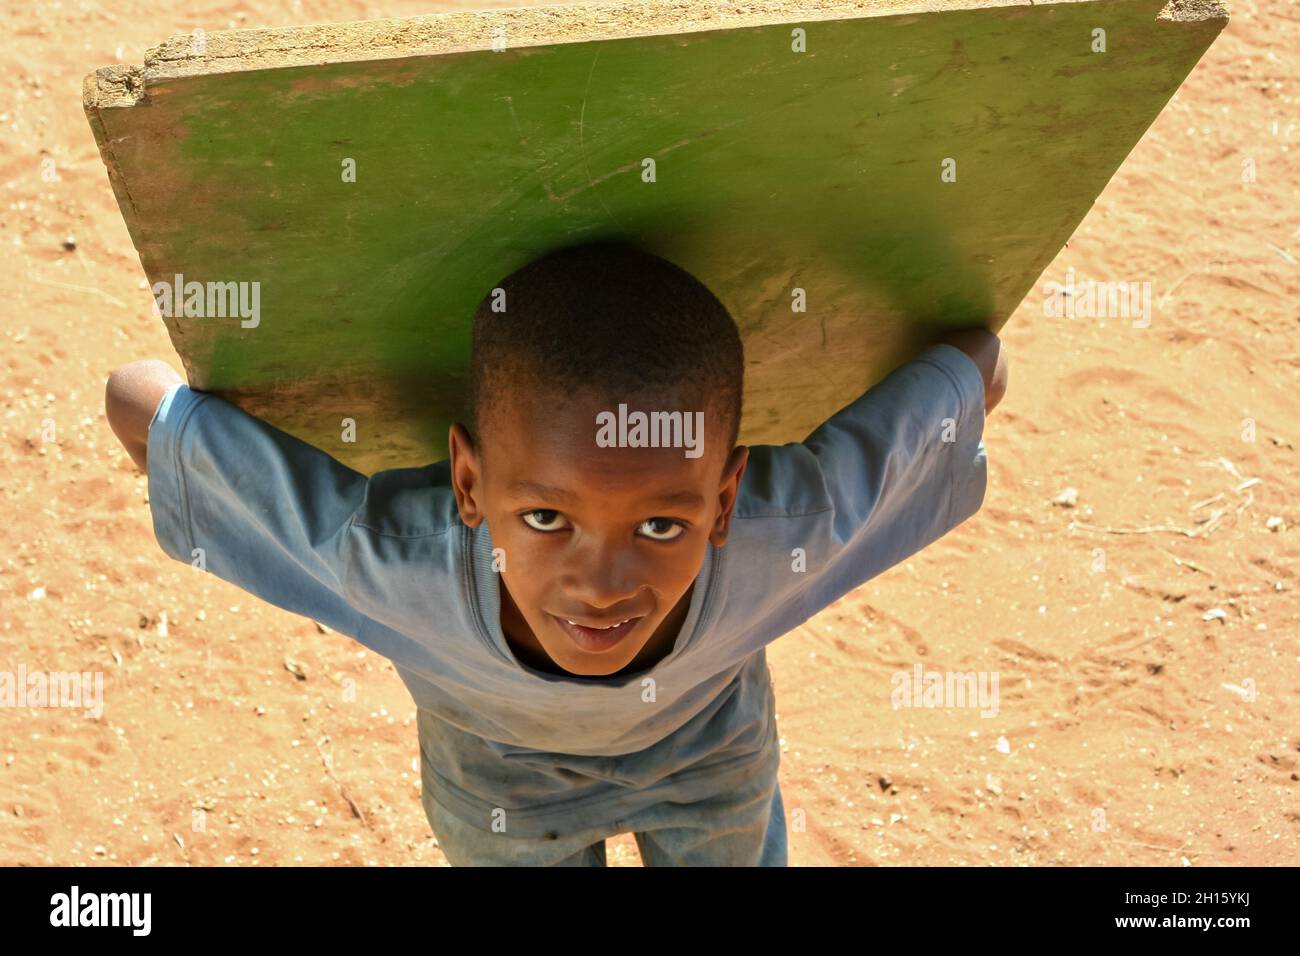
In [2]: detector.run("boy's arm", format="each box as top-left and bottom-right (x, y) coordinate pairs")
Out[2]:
(783, 330), (1001, 616)
(105, 359), (182, 471)
(104, 359), (373, 640)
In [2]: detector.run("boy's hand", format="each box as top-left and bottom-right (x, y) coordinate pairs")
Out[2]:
(930, 327), (1008, 415)
(105, 359), (183, 471)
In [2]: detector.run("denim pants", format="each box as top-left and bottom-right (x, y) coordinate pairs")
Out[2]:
(422, 764), (788, 866)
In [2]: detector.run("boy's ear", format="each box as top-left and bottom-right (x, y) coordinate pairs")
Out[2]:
(708, 445), (749, 548)
(448, 423), (485, 528)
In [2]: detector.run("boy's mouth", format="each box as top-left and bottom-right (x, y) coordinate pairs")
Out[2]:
(550, 614), (643, 652)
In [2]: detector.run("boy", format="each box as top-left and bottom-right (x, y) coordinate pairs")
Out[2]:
(105, 241), (1006, 866)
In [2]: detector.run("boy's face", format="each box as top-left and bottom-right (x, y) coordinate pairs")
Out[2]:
(449, 385), (747, 678)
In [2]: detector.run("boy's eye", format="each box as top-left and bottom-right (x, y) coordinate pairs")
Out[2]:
(638, 517), (685, 541)
(522, 510), (570, 532)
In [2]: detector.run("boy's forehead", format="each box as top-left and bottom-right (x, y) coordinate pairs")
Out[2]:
(487, 382), (726, 441)
(480, 385), (731, 491)
(505, 475), (708, 510)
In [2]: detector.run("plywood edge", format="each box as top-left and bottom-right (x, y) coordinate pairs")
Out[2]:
(1157, 0), (1229, 23)
(81, 69), (146, 249)
(81, 0), (1224, 110)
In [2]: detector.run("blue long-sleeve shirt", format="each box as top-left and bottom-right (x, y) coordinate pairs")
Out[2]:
(147, 342), (987, 836)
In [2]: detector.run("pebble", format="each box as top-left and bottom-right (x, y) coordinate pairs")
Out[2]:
(1051, 487), (1079, 508)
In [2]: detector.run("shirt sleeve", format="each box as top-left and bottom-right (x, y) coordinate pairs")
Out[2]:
(146, 383), (372, 639)
(790, 342), (989, 618)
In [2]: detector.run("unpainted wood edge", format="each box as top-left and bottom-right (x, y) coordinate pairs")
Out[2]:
(112, 0), (1061, 93)
(81, 75), (131, 221)
(82, 64), (146, 109)
(81, 71), (154, 324)
(82, 0), (1228, 109)
(1157, 0), (1229, 23)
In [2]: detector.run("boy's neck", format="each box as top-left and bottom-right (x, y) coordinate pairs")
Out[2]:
(499, 583), (694, 679)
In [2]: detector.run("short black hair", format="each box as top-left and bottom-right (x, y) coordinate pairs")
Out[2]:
(468, 240), (744, 457)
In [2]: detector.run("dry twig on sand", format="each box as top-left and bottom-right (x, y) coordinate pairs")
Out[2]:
(314, 736), (370, 829)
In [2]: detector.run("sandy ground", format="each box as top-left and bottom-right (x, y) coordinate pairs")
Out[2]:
(1, 0), (1296, 867)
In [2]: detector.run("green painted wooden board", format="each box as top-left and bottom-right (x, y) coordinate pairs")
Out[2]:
(85, 0), (1226, 474)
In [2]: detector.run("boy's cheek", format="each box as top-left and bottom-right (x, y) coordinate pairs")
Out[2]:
(495, 529), (542, 578)
(497, 542), (563, 620)
(497, 544), (540, 598)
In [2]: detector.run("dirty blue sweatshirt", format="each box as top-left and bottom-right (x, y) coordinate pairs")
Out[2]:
(147, 342), (987, 837)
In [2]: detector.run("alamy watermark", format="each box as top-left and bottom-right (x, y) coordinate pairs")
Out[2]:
(152, 273), (260, 328)
(890, 662), (999, 717)
(1041, 267), (1152, 327)
(49, 886), (150, 936)
(0, 664), (104, 718)
(595, 405), (705, 459)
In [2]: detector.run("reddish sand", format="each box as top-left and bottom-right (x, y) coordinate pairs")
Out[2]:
(1, 0), (1295, 866)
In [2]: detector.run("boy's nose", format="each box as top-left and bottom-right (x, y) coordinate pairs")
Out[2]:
(558, 537), (642, 608)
